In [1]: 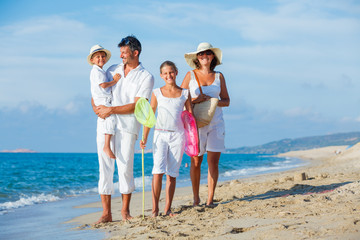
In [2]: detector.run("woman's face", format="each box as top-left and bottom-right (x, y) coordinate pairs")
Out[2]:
(197, 50), (214, 66)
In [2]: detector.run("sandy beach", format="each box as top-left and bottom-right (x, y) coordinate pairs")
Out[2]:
(69, 144), (360, 239)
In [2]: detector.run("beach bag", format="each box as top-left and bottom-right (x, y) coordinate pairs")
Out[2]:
(181, 110), (199, 157)
(192, 70), (219, 128)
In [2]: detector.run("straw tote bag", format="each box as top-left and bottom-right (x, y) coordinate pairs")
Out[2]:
(192, 70), (219, 128)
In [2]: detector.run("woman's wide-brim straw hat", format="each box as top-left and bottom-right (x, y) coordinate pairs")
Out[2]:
(184, 42), (222, 69)
(87, 44), (112, 66)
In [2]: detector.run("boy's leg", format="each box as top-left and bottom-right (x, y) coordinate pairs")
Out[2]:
(103, 134), (116, 159)
(152, 174), (163, 217)
(164, 175), (177, 216)
(103, 115), (116, 159)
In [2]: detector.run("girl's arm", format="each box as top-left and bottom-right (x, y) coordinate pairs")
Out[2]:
(99, 73), (121, 89)
(140, 126), (151, 149)
(217, 73), (230, 107)
(139, 92), (158, 149)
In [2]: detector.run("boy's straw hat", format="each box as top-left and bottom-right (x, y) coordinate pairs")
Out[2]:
(87, 44), (111, 65)
(184, 42), (222, 69)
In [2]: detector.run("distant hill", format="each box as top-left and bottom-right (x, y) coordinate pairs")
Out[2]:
(227, 132), (360, 154)
(0, 148), (37, 153)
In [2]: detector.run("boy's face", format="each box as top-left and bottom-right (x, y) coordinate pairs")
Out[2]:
(91, 51), (107, 68)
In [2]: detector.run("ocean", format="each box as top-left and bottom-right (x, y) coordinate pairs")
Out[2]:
(0, 152), (305, 239)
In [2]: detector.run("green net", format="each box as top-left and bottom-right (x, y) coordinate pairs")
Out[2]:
(134, 97), (156, 128)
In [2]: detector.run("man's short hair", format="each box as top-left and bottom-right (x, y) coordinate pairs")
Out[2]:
(118, 35), (142, 55)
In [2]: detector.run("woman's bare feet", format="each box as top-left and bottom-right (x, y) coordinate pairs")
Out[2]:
(193, 198), (201, 206)
(103, 146), (116, 159)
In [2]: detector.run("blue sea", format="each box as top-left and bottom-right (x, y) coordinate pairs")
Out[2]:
(0, 152), (305, 239)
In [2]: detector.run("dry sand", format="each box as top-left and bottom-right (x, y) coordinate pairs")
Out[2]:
(69, 144), (360, 239)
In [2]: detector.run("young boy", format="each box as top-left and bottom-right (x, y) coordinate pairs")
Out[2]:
(88, 44), (120, 159)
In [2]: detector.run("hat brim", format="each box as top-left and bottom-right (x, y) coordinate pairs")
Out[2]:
(87, 49), (112, 66)
(184, 48), (222, 69)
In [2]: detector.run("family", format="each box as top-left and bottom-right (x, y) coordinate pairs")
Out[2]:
(88, 36), (230, 223)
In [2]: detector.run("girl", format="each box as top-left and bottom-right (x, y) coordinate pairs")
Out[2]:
(140, 61), (193, 217)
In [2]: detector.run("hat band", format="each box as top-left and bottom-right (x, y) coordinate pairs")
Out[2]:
(91, 47), (104, 54)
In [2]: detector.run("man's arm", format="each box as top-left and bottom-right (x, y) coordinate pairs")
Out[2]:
(96, 97), (142, 119)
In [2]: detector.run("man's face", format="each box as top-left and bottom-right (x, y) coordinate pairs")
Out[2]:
(120, 46), (137, 65)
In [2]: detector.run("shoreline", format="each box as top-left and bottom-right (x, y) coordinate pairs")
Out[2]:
(68, 154), (308, 225)
(69, 145), (360, 239)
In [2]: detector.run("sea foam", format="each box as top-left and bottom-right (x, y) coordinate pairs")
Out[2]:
(0, 193), (60, 214)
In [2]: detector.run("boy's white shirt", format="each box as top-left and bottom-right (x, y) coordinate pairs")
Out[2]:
(90, 65), (112, 106)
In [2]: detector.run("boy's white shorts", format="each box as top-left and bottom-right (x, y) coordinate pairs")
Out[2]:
(96, 128), (136, 195)
(97, 115), (116, 135)
(152, 130), (185, 178)
(198, 119), (225, 156)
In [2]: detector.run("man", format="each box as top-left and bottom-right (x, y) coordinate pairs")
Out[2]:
(93, 36), (154, 223)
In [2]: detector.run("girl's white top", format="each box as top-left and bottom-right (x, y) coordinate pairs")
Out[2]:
(188, 71), (223, 123)
(153, 88), (189, 132)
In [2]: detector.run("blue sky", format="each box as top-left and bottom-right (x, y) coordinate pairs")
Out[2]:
(0, 0), (359, 152)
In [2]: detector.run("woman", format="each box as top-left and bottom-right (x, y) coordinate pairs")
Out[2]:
(181, 42), (230, 206)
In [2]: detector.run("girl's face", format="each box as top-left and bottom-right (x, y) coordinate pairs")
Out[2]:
(160, 65), (177, 84)
(91, 51), (107, 68)
(197, 50), (214, 66)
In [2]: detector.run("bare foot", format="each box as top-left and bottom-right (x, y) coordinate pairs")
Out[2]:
(193, 198), (201, 206)
(151, 210), (159, 218)
(121, 210), (133, 221)
(205, 202), (217, 208)
(95, 214), (112, 224)
(103, 146), (116, 159)
(165, 210), (177, 217)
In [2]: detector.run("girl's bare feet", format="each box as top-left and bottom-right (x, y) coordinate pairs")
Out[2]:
(151, 212), (159, 218)
(165, 210), (177, 217)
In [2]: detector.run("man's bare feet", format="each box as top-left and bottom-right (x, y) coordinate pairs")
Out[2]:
(121, 210), (133, 221)
(103, 146), (116, 159)
(95, 214), (112, 224)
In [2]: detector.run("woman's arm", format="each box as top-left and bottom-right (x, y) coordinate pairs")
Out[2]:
(217, 73), (230, 107)
(181, 71), (210, 104)
(184, 91), (194, 114)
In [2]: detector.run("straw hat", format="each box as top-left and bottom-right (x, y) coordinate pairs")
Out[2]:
(184, 42), (222, 69)
(87, 44), (112, 66)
